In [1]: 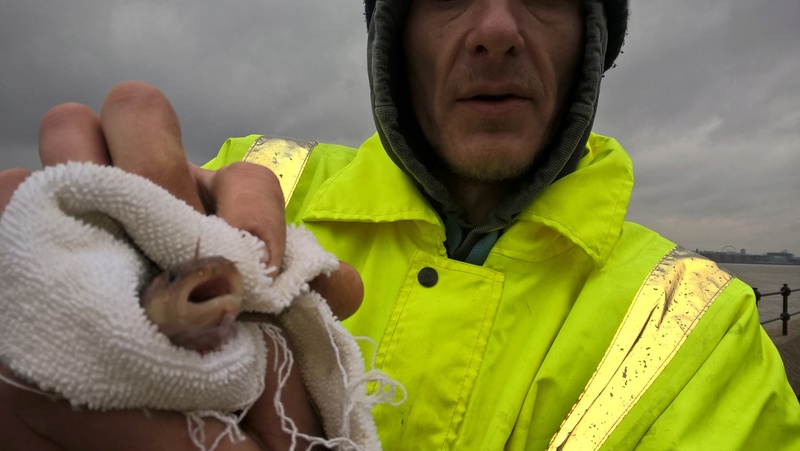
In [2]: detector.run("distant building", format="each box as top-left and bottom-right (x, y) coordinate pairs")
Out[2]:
(697, 248), (800, 265)
(766, 251), (795, 263)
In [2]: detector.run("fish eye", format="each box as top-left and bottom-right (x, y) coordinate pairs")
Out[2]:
(167, 271), (178, 284)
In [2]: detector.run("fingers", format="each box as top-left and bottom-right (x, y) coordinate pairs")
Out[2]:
(18, 405), (261, 451)
(244, 323), (325, 449)
(191, 162), (363, 320)
(0, 169), (31, 217)
(0, 366), (62, 451)
(35, 83), (293, 284)
(38, 102), (110, 167)
(100, 82), (205, 213)
(192, 162), (286, 270)
(0, 366), (260, 451)
(310, 261), (364, 320)
(37, 82), (204, 213)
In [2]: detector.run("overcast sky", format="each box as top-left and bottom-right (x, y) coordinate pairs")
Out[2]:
(1, 0), (799, 255)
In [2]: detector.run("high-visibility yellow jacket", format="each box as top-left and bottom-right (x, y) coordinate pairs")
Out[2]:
(205, 132), (800, 450)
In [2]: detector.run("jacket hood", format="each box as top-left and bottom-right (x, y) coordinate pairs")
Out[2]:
(365, 0), (629, 72)
(365, 0), (628, 259)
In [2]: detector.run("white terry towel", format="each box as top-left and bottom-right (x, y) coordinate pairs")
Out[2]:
(0, 162), (399, 450)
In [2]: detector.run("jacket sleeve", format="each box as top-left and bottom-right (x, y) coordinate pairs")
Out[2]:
(609, 278), (800, 450)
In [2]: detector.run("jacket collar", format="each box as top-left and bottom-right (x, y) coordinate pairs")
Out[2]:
(514, 134), (633, 266)
(302, 133), (632, 267)
(303, 133), (442, 227)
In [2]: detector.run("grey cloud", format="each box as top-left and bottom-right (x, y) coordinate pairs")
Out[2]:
(0, 0), (372, 169)
(594, 0), (800, 254)
(2, 0), (799, 255)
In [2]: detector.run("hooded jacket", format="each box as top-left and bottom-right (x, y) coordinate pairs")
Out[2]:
(205, 0), (800, 448)
(207, 130), (800, 449)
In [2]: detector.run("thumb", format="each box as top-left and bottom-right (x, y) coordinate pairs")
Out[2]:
(309, 261), (363, 320)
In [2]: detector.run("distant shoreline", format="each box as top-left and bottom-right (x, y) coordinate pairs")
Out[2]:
(697, 250), (800, 266)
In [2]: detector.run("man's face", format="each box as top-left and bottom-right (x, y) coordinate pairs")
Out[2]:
(403, 0), (584, 181)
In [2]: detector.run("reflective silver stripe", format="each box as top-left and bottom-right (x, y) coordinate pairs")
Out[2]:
(243, 135), (317, 207)
(548, 247), (733, 450)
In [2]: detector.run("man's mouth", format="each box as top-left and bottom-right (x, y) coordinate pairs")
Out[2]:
(458, 92), (529, 116)
(472, 94), (518, 101)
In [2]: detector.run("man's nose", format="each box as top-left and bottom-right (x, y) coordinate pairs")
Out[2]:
(465, 0), (525, 59)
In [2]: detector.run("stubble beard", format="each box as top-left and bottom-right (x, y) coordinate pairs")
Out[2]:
(434, 144), (538, 182)
(432, 122), (546, 182)
(436, 67), (549, 182)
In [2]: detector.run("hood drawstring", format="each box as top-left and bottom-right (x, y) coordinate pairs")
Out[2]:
(445, 217), (501, 265)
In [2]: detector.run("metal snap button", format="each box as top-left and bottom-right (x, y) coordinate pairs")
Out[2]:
(418, 267), (438, 287)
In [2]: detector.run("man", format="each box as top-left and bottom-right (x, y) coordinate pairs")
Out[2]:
(1, 0), (799, 449)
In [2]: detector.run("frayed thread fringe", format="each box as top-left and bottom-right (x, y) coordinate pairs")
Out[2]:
(0, 369), (61, 402)
(261, 322), (370, 451)
(186, 409), (251, 451)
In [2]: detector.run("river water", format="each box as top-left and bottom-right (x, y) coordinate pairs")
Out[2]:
(717, 263), (800, 329)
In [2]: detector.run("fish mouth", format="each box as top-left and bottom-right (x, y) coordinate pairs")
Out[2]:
(145, 264), (243, 342)
(175, 275), (243, 330)
(188, 276), (234, 304)
(164, 292), (242, 354)
(142, 257), (245, 350)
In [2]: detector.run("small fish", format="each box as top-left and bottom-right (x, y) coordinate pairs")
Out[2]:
(140, 253), (244, 354)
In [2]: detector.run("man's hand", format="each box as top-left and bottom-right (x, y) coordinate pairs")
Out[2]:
(0, 81), (364, 450)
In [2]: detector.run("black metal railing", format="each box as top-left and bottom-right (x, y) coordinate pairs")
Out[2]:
(756, 284), (798, 336)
